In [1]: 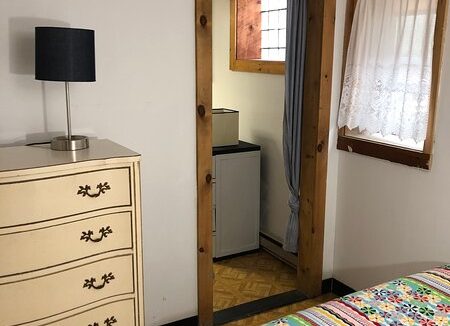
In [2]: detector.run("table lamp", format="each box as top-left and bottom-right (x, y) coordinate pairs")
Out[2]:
(35, 27), (96, 151)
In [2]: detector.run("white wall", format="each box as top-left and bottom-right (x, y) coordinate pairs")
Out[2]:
(332, 0), (450, 290)
(212, 0), (290, 244)
(0, 1), (197, 324)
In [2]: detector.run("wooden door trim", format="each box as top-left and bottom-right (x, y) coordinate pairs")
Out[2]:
(195, 0), (336, 324)
(298, 0), (336, 297)
(196, 1), (213, 325)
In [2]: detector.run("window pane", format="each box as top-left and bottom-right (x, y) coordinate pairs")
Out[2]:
(268, 29), (278, 47)
(279, 9), (287, 29)
(279, 49), (286, 61)
(261, 11), (269, 30)
(261, 0), (269, 11)
(261, 30), (269, 48)
(259, 0), (286, 61)
(279, 0), (287, 9)
(279, 29), (286, 48)
(268, 49), (279, 60)
(268, 10), (279, 29)
(274, 0), (284, 10)
(267, 0), (278, 10)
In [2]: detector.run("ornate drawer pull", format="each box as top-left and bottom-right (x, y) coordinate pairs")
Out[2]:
(88, 316), (117, 326)
(77, 182), (111, 198)
(83, 272), (115, 290)
(80, 226), (113, 242)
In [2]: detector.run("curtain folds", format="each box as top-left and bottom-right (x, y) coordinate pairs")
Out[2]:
(338, 0), (438, 143)
(282, 0), (307, 253)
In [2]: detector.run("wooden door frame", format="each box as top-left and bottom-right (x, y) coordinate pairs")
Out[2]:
(195, 0), (336, 325)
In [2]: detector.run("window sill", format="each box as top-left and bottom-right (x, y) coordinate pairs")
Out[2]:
(337, 135), (431, 170)
(230, 59), (285, 75)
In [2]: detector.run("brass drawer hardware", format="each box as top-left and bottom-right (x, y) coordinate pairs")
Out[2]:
(83, 272), (115, 290)
(80, 226), (113, 243)
(77, 182), (111, 198)
(88, 316), (117, 326)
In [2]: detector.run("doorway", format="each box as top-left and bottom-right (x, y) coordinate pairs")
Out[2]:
(195, 0), (336, 325)
(211, 0), (297, 318)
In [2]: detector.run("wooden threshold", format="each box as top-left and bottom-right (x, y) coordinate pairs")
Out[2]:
(213, 290), (307, 325)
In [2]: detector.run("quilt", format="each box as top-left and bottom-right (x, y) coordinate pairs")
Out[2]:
(264, 265), (450, 326)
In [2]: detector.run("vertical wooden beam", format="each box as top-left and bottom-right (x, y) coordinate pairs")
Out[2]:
(424, 0), (448, 155)
(298, 0), (336, 297)
(196, 0), (213, 325)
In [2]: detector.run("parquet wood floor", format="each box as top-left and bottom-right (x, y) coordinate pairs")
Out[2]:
(213, 250), (297, 312)
(223, 293), (337, 325)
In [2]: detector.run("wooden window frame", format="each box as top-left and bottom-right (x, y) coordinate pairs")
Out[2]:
(196, 0), (336, 325)
(337, 0), (448, 170)
(229, 0), (285, 74)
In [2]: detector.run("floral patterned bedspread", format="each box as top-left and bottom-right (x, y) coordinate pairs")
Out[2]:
(264, 265), (450, 326)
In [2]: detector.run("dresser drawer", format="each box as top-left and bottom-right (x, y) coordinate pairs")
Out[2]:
(0, 255), (134, 326)
(0, 167), (131, 228)
(50, 299), (135, 326)
(0, 212), (133, 277)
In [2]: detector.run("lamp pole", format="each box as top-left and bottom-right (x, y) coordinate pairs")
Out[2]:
(65, 81), (72, 141)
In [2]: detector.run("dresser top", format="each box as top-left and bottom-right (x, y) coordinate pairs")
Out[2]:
(0, 139), (140, 173)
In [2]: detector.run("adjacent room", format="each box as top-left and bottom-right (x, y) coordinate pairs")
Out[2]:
(211, 0), (301, 317)
(0, 0), (449, 326)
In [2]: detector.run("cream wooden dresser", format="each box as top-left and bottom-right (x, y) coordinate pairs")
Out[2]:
(0, 139), (144, 326)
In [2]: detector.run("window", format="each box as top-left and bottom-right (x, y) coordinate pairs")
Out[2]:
(337, 0), (447, 169)
(230, 0), (287, 74)
(261, 0), (287, 61)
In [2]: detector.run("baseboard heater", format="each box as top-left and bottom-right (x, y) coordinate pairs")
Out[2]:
(259, 232), (297, 268)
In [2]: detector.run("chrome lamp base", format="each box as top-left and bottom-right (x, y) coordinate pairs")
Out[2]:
(50, 82), (89, 151)
(51, 135), (89, 151)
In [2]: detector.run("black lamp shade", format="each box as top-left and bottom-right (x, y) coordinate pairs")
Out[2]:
(35, 27), (96, 82)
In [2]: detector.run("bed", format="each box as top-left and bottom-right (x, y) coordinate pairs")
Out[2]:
(264, 265), (450, 326)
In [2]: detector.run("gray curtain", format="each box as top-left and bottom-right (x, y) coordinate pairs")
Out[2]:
(283, 0), (307, 253)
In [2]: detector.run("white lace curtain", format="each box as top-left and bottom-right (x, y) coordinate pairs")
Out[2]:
(338, 0), (438, 143)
